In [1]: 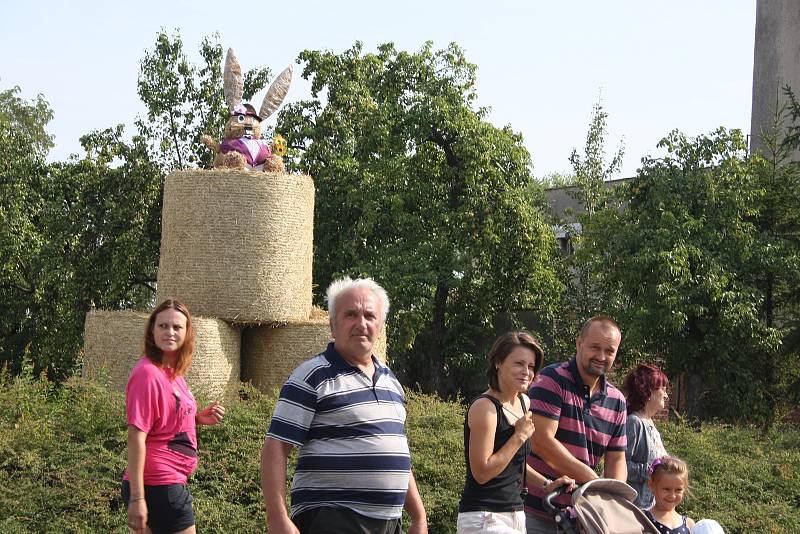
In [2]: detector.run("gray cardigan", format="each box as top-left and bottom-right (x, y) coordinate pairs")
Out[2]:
(625, 413), (666, 509)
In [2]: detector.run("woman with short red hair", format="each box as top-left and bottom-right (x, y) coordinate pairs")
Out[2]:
(621, 363), (670, 509)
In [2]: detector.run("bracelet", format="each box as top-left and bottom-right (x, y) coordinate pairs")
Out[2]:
(542, 478), (552, 490)
(129, 496), (145, 503)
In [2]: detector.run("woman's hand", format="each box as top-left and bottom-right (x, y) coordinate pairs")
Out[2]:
(514, 411), (535, 442)
(196, 401), (225, 426)
(127, 498), (147, 532)
(545, 475), (577, 493)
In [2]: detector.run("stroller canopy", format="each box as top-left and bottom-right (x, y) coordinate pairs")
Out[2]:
(570, 479), (660, 534)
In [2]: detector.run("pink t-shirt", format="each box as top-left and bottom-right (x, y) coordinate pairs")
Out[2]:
(123, 357), (198, 485)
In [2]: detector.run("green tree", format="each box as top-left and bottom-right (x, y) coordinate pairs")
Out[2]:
(588, 128), (789, 422)
(278, 41), (561, 396)
(752, 86), (800, 413)
(549, 100), (625, 351)
(568, 100), (624, 218)
(0, 87), (54, 373)
(0, 103), (162, 379)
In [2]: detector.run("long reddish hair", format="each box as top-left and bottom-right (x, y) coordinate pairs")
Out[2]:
(622, 363), (669, 414)
(143, 298), (195, 377)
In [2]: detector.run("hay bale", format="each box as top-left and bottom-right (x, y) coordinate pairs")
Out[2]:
(156, 170), (315, 324)
(82, 309), (241, 400)
(241, 308), (387, 394)
(82, 309), (146, 389)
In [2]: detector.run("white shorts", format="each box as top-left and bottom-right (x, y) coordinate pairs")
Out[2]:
(456, 510), (526, 534)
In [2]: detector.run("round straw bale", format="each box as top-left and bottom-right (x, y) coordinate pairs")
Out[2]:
(241, 307), (387, 395)
(82, 309), (147, 390)
(156, 170), (315, 324)
(186, 316), (241, 401)
(82, 309), (241, 400)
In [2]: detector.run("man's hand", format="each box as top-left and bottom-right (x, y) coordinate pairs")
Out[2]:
(407, 517), (428, 534)
(262, 438), (297, 533)
(266, 514), (300, 534)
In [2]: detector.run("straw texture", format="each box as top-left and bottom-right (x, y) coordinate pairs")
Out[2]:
(156, 170), (315, 324)
(241, 308), (388, 395)
(82, 309), (147, 389)
(82, 309), (241, 400)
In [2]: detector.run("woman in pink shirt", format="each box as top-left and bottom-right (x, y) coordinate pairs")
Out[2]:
(122, 299), (225, 533)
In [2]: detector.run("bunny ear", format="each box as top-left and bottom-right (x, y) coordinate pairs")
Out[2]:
(223, 48), (244, 112)
(259, 64), (293, 120)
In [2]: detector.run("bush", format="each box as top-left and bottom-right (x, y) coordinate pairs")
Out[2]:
(1, 374), (798, 533)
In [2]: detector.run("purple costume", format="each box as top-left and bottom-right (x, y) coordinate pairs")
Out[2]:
(219, 137), (272, 168)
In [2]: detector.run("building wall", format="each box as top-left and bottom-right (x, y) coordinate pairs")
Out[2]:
(750, 0), (800, 155)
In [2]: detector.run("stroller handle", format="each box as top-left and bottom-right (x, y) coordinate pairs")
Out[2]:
(542, 483), (571, 514)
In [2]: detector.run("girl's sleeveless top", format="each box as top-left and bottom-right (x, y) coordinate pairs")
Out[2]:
(645, 511), (691, 534)
(458, 394), (527, 512)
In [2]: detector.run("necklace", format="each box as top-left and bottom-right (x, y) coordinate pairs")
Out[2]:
(502, 402), (524, 422)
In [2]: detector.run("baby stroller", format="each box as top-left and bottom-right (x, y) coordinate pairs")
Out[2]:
(543, 478), (661, 534)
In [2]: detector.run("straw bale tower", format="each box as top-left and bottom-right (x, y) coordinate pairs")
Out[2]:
(83, 168), (389, 397)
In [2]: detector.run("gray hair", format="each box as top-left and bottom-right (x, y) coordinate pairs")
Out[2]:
(326, 276), (390, 324)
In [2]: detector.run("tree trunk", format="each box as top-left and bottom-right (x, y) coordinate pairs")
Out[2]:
(425, 280), (449, 395)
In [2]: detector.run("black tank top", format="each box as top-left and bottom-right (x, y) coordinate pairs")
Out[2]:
(458, 394), (527, 512)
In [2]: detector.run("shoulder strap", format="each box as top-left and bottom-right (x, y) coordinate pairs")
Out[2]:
(518, 392), (530, 497)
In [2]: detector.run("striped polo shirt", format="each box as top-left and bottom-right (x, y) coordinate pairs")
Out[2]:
(267, 342), (411, 521)
(525, 357), (627, 518)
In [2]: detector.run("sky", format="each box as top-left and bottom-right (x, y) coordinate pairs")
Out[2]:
(1, 0), (757, 179)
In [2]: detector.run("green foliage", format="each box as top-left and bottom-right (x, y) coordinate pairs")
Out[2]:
(546, 100), (625, 357)
(567, 100), (624, 218)
(585, 127), (798, 422)
(538, 171), (577, 188)
(0, 102), (161, 379)
(2, 376), (799, 533)
(278, 41), (561, 396)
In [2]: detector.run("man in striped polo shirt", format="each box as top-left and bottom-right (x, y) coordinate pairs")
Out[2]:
(524, 316), (628, 534)
(261, 277), (427, 534)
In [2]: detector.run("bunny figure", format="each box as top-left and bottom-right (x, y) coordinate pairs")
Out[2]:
(202, 48), (292, 172)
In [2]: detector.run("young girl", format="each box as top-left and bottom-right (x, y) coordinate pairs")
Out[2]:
(645, 456), (696, 534)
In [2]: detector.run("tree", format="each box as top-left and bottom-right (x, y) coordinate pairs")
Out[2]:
(587, 128), (791, 423)
(568, 100), (625, 218)
(750, 86), (800, 415)
(277, 41), (561, 396)
(549, 100), (625, 348)
(0, 87), (54, 374)
(0, 95), (163, 379)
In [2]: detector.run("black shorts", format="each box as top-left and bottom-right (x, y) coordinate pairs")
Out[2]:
(121, 479), (195, 533)
(293, 506), (402, 534)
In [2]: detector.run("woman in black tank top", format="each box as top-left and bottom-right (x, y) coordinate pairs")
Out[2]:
(456, 331), (575, 534)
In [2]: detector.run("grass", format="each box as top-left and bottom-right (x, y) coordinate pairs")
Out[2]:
(0, 372), (797, 533)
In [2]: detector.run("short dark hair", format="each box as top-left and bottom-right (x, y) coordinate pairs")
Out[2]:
(622, 363), (669, 414)
(486, 331), (545, 392)
(579, 315), (621, 340)
(143, 298), (195, 377)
